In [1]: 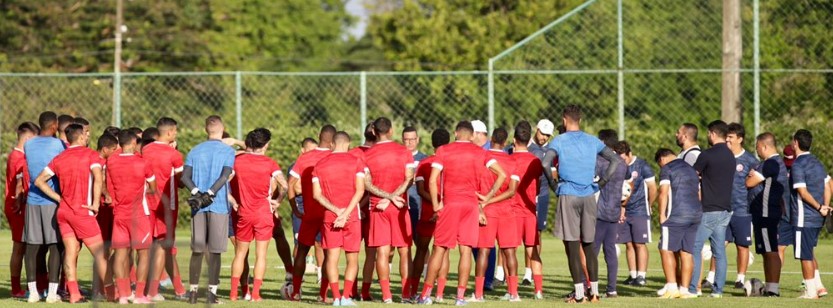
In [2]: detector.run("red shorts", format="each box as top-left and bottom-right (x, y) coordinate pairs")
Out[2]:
(111, 216), (153, 249)
(96, 205), (114, 241)
(517, 214), (540, 246)
(152, 206), (178, 240)
(434, 203), (478, 248)
(57, 209), (102, 244)
(235, 213), (275, 242)
(4, 207), (25, 242)
(322, 219), (361, 253)
(298, 216), (324, 247)
(368, 206), (412, 248)
(416, 220), (435, 238)
(477, 215), (519, 249)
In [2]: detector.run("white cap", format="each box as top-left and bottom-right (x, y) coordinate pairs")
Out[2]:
(536, 119), (555, 135)
(471, 120), (488, 133)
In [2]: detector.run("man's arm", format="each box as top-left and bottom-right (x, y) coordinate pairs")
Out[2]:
(13, 176), (24, 213)
(146, 179), (158, 195)
(646, 179), (658, 205)
(337, 175), (366, 227)
(181, 165), (198, 194)
(597, 147), (620, 187)
(416, 178), (431, 201)
(287, 176), (302, 218)
(312, 180), (342, 215)
(34, 170), (61, 203)
(658, 183), (669, 224)
(364, 173), (396, 200)
(86, 167), (103, 213)
(796, 187), (824, 212)
(389, 167), (416, 208)
(480, 178), (518, 207)
(273, 172), (289, 204)
(429, 167), (442, 212)
(207, 166), (233, 196)
(541, 149), (558, 192)
(482, 162), (507, 202)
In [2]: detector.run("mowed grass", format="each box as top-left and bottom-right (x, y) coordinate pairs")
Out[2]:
(0, 229), (830, 307)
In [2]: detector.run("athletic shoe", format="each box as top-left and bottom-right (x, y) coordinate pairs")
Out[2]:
(623, 276), (635, 285)
(797, 291), (818, 299)
(764, 291), (780, 297)
(701, 280), (713, 290)
(382, 298), (393, 304)
(418, 296), (433, 305)
(150, 294), (165, 302)
(28, 291), (41, 303)
(564, 291), (576, 299)
(656, 286), (667, 296)
(45, 294), (62, 304)
(710, 293), (723, 298)
(402, 297), (414, 304)
(492, 279), (505, 288)
(500, 293), (511, 301)
(289, 293), (302, 302)
(606, 291), (618, 298)
(68, 296), (88, 304)
(818, 287), (828, 297)
(434, 296), (444, 303)
(467, 295), (484, 303)
(244, 293), (251, 301)
(127, 291), (135, 302)
(118, 297), (130, 305)
(534, 291), (544, 300)
(206, 292), (222, 305)
(250, 296), (263, 302)
(635, 276), (647, 287)
(188, 291), (198, 304)
(588, 294), (600, 303)
(340, 297), (357, 306)
(174, 293), (189, 301)
(565, 296), (587, 303)
(734, 281), (745, 289)
(659, 288), (680, 299)
(332, 298), (341, 306)
(455, 298), (468, 306)
(508, 295), (522, 302)
(132, 296), (153, 304)
(521, 278), (532, 286)
(12, 290), (26, 298)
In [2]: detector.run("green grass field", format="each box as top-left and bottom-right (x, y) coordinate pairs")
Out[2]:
(0, 229), (831, 307)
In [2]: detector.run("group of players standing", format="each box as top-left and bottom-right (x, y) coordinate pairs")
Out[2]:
(2, 105), (830, 305)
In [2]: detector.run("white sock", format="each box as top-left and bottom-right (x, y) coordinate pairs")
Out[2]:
(590, 281), (599, 295)
(286, 273), (293, 281)
(524, 268), (532, 280)
(48, 283), (59, 297)
(637, 271), (646, 279)
(208, 285), (218, 295)
(574, 283), (585, 299)
(765, 283), (780, 294)
(495, 266), (505, 281)
(28, 282), (38, 296)
(706, 271), (715, 283)
(190, 285), (199, 292)
(805, 279), (817, 297)
(666, 283), (678, 291)
(422, 264), (428, 278)
(629, 271), (637, 278)
(815, 270), (824, 288)
(737, 273), (745, 283)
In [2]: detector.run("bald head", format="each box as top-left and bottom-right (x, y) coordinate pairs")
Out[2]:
(754, 132), (779, 159)
(205, 115), (224, 139)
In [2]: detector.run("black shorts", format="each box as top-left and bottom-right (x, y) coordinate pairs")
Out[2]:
(726, 215), (753, 247)
(752, 218), (779, 254)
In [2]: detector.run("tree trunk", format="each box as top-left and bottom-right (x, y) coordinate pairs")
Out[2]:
(722, 0), (743, 124)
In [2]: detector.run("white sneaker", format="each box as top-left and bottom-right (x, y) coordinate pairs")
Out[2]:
(509, 295), (522, 302)
(28, 292), (41, 303)
(127, 291), (135, 302)
(45, 294), (62, 304)
(656, 286), (667, 296)
(468, 294), (484, 302)
(244, 293), (251, 301)
(534, 291), (543, 300)
(150, 293), (165, 302)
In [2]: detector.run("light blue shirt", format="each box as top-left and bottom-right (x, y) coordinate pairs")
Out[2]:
(25, 136), (66, 206)
(185, 140), (235, 215)
(546, 131), (605, 197)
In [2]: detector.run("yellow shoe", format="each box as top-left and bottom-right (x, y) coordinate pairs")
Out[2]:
(679, 291), (698, 299)
(659, 288), (680, 299)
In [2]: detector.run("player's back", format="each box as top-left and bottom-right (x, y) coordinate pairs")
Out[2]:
(750, 155), (787, 220)
(416, 155), (440, 220)
(660, 159), (701, 226)
(24, 136), (65, 205)
(142, 142), (184, 209)
(595, 154), (627, 223)
(547, 131), (605, 196)
(186, 140), (236, 214)
(625, 157), (655, 217)
(732, 150), (759, 216)
(483, 150), (517, 217)
(512, 150), (543, 216)
(314, 152), (365, 221)
(232, 153), (281, 217)
(106, 153), (152, 218)
(364, 141), (413, 201)
(289, 147), (332, 219)
(790, 153), (828, 228)
(5, 149), (29, 203)
(48, 146), (101, 215)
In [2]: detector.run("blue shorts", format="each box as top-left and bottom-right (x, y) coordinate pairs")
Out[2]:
(794, 227), (821, 261)
(291, 196), (321, 244)
(777, 221), (794, 246)
(725, 215), (753, 247)
(536, 193), (550, 231)
(659, 223), (698, 253)
(752, 218), (779, 254)
(617, 215), (652, 244)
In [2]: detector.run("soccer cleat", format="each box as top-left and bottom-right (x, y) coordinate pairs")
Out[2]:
(521, 278), (532, 286)
(340, 297), (357, 306)
(701, 279), (713, 290)
(588, 294), (600, 303)
(174, 293), (189, 301)
(734, 280), (745, 289)
(12, 290), (26, 298)
(564, 291), (576, 299)
(28, 291), (41, 303)
(434, 296), (444, 303)
(797, 291), (818, 299)
(508, 295), (522, 302)
(818, 287), (828, 297)
(710, 293), (723, 298)
(679, 291), (698, 299)
(623, 276), (635, 285)
(289, 293), (302, 302)
(118, 297), (130, 305)
(332, 297), (341, 306)
(243, 293), (251, 301)
(188, 291), (198, 304)
(659, 288), (680, 299)
(656, 286), (667, 296)
(565, 296), (587, 304)
(467, 294), (484, 303)
(764, 291), (780, 297)
(45, 294), (63, 304)
(534, 291), (544, 300)
(635, 276), (647, 287)
(150, 293), (165, 302)
(418, 296), (434, 305)
(69, 296), (88, 304)
(455, 298), (468, 306)
(402, 297), (414, 304)
(606, 291), (618, 298)
(382, 298), (393, 304)
(206, 292), (222, 305)
(500, 293), (511, 301)
(132, 296), (153, 304)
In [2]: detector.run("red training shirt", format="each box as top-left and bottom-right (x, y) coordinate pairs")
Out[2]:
(364, 141), (415, 207)
(511, 150), (543, 217)
(432, 141), (496, 205)
(45, 146), (103, 216)
(415, 155), (441, 221)
(106, 153), (155, 219)
(4, 148), (28, 211)
(289, 148), (332, 220)
(141, 142), (184, 211)
(482, 150), (519, 217)
(231, 153), (282, 217)
(312, 152), (366, 223)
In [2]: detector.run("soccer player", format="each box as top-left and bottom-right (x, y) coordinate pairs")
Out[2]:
(593, 129), (628, 297)
(5, 122), (39, 298)
(418, 120), (507, 306)
(56, 114), (74, 146)
(107, 131), (157, 304)
(655, 148), (702, 299)
(614, 141), (657, 287)
(470, 120), (497, 290)
(511, 121), (545, 301)
(676, 123), (701, 166)
(33, 123), (108, 303)
(288, 125), (336, 302)
(412, 128), (451, 302)
(72, 117), (91, 140)
(722, 123), (759, 288)
(545, 105), (621, 303)
(787, 129), (832, 299)
(312, 131), (366, 306)
(472, 128), (520, 302)
(142, 117), (187, 301)
(229, 128), (285, 302)
(745, 132), (788, 297)
(96, 132), (119, 300)
(181, 115), (236, 304)
(689, 121), (736, 297)
(350, 124), (378, 301)
(23, 112), (65, 303)
(364, 117), (415, 303)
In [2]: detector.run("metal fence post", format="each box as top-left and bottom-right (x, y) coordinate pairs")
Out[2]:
(488, 59), (495, 133)
(617, 0), (625, 139)
(753, 0), (760, 137)
(235, 71), (243, 140)
(113, 72), (122, 127)
(360, 71), (367, 143)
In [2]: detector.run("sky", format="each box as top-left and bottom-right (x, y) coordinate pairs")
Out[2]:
(346, 0), (370, 38)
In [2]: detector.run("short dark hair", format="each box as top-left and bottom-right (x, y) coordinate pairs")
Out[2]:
(556, 125), (567, 135)
(727, 122), (745, 143)
(372, 117), (392, 135)
(491, 127), (509, 145)
(245, 128), (272, 149)
(142, 127), (160, 141)
(301, 137), (317, 147)
(563, 105), (581, 122)
(431, 128), (450, 148)
(73, 117), (90, 126)
(402, 126), (417, 135)
(334, 131), (351, 143)
(793, 129), (812, 151)
(205, 115), (223, 126)
(455, 121), (473, 133)
(319, 124), (336, 143)
(156, 117), (178, 129)
(64, 124), (85, 143)
(97, 133), (118, 150)
(614, 140), (631, 155)
(707, 120), (728, 139)
(127, 127), (143, 137)
(104, 126), (121, 138)
(514, 121), (532, 144)
(654, 148), (676, 164)
(598, 129), (618, 148)
(38, 111), (58, 130)
(117, 130), (139, 148)
(756, 132), (777, 148)
(681, 123), (698, 140)
(363, 123), (376, 143)
(58, 114), (74, 128)
(17, 122), (40, 136)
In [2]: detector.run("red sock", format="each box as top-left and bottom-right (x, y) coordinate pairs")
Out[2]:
(116, 278), (131, 300)
(252, 279), (263, 300)
(241, 277), (249, 298)
(330, 282), (341, 300)
(533, 275), (543, 293)
(230, 276), (240, 300)
(421, 283), (433, 299)
(456, 286), (466, 300)
(410, 277), (420, 298)
(475, 276), (485, 299)
(105, 284), (116, 301)
(130, 267), (137, 284)
(37, 273), (48, 293)
(291, 275), (303, 297)
(402, 278), (411, 299)
(319, 277), (329, 300)
(380, 279), (392, 300)
(67, 280), (81, 301)
(344, 280), (355, 299)
(136, 281), (146, 298)
(361, 282), (372, 299)
(436, 278), (447, 298)
(11, 276), (21, 294)
(147, 280), (160, 297)
(508, 276), (518, 296)
(172, 275), (185, 295)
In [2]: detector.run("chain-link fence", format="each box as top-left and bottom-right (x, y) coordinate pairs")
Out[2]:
(1, 0), (832, 230)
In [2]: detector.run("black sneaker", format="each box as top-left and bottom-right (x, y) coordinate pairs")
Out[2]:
(635, 276), (647, 287)
(207, 292), (222, 305)
(734, 281), (745, 289)
(764, 291), (780, 297)
(564, 290), (576, 299)
(701, 279), (713, 290)
(188, 291), (198, 305)
(522, 278), (532, 286)
(623, 276), (635, 285)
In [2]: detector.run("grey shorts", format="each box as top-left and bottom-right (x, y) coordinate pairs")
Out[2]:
(553, 195), (597, 242)
(191, 212), (229, 254)
(23, 204), (60, 245)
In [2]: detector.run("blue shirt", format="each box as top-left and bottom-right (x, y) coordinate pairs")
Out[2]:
(529, 143), (552, 196)
(547, 131), (605, 197)
(731, 150), (759, 217)
(659, 159), (702, 226)
(407, 151), (428, 214)
(789, 152), (829, 228)
(185, 140), (236, 215)
(24, 136), (66, 206)
(625, 157), (656, 217)
(595, 155), (627, 223)
(750, 154), (788, 221)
